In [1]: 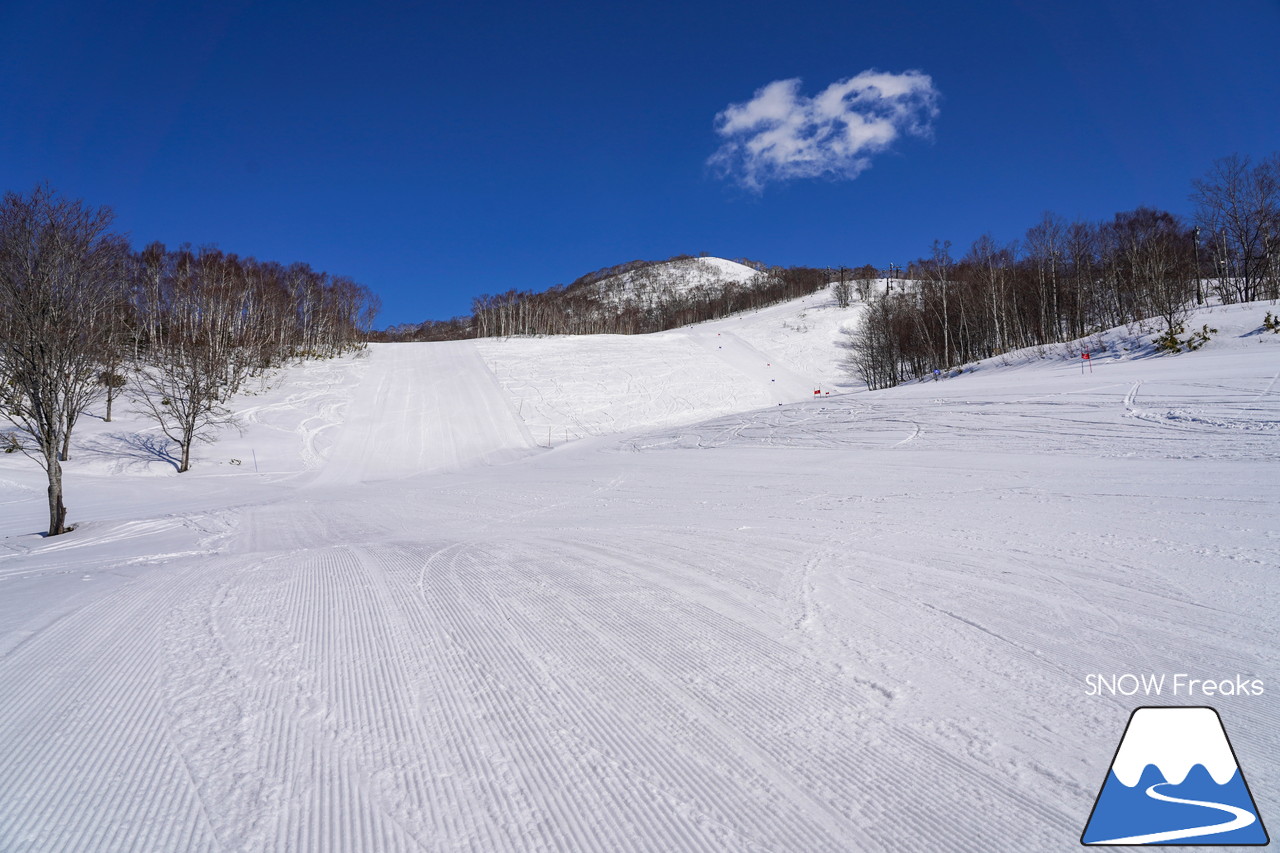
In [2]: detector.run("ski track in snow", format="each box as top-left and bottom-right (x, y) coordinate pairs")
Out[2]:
(1, 297), (1278, 851)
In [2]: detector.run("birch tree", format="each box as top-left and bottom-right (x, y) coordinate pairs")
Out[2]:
(132, 246), (254, 473)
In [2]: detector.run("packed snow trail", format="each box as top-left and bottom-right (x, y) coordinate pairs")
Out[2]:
(1, 299), (1278, 851)
(313, 340), (535, 485)
(475, 331), (792, 445)
(694, 330), (814, 404)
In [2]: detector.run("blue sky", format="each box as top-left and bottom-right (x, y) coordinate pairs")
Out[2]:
(3, 0), (1278, 327)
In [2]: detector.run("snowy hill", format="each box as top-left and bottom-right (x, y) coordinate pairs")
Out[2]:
(475, 281), (863, 445)
(582, 255), (762, 307)
(0, 292), (1277, 852)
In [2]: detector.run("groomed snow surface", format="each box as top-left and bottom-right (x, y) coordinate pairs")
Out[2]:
(1, 286), (1277, 852)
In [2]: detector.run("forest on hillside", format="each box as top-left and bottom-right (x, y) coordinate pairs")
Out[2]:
(847, 154), (1280, 388)
(0, 185), (379, 535)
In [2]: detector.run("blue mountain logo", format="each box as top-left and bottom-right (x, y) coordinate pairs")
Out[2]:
(1082, 706), (1269, 846)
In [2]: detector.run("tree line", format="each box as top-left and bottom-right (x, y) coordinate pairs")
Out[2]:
(846, 153), (1280, 390)
(0, 185), (379, 535)
(375, 256), (839, 342)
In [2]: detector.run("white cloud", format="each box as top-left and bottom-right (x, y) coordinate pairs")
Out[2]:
(709, 70), (939, 191)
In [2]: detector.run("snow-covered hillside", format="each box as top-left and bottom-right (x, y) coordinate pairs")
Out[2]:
(474, 288), (861, 445)
(585, 256), (761, 306)
(1, 291), (1277, 852)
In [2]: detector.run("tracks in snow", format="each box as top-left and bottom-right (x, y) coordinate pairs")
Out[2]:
(3, 332), (1278, 851)
(0, 521), (1087, 851)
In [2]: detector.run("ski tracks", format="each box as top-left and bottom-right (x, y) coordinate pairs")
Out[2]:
(1123, 379), (1144, 414)
(422, 537), (862, 851)
(0, 561), (221, 852)
(159, 545), (509, 852)
(779, 541), (1097, 848)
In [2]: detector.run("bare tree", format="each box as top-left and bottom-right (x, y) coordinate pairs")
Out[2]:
(832, 266), (853, 308)
(87, 252), (135, 426)
(919, 240), (955, 366)
(1110, 208), (1195, 336)
(1192, 154), (1280, 303)
(1024, 213), (1065, 343)
(132, 345), (243, 473)
(0, 186), (123, 535)
(1063, 220), (1099, 339)
(842, 293), (910, 390)
(131, 246), (255, 473)
(967, 234), (1015, 354)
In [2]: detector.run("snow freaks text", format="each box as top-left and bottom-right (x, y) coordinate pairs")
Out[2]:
(1085, 674), (1265, 698)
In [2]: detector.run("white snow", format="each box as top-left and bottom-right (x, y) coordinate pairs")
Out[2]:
(587, 256), (761, 306)
(474, 282), (865, 444)
(1, 289), (1277, 852)
(1110, 707), (1238, 786)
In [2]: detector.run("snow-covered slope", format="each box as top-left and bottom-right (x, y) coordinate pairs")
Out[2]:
(0, 294), (1277, 852)
(475, 281), (864, 444)
(585, 256), (761, 306)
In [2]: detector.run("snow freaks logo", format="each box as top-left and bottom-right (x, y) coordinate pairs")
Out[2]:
(1085, 673), (1264, 698)
(1081, 707), (1269, 846)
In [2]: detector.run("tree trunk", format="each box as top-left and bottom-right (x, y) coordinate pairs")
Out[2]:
(179, 422), (193, 473)
(105, 385), (114, 422)
(47, 456), (68, 536)
(941, 285), (950, 367)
